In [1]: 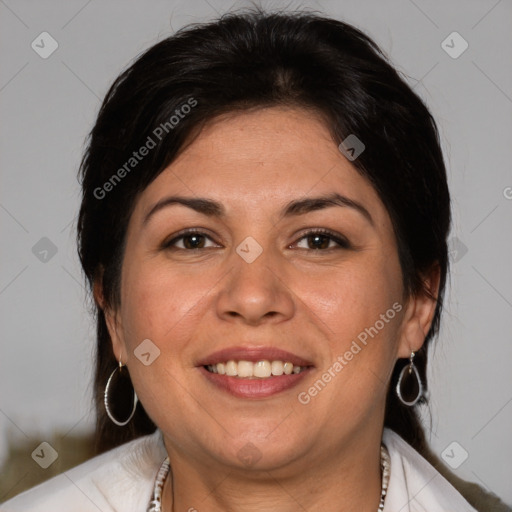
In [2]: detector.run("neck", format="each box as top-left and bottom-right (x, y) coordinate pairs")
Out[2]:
(161, 428), (384, 512)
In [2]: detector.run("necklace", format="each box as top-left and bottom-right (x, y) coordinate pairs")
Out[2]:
(148, 444), (391, 512)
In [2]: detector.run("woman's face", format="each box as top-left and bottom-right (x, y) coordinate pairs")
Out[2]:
(103, 107), (433, 472)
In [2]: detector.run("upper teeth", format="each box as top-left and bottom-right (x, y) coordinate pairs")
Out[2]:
(206, 360), (305, 378)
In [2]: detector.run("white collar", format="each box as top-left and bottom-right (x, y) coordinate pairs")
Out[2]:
(93, 428), (476, 511)
(3, 427), (476, 511)
(92, 429), (167, 510)
(382, 428), (476, 511)
(96, 427), (475, 511)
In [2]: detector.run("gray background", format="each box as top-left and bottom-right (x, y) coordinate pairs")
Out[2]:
(1, 0), (511, 505)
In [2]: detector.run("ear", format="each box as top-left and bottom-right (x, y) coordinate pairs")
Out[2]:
(397, 264), (441, 359)
(93, 272), (127, 363)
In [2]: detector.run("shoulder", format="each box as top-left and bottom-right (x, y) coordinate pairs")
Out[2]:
(0, 429), (167, 512)
(382, 428), (478, 512)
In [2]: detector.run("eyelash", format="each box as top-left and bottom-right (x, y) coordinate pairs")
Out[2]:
(162, 228), (351, 251)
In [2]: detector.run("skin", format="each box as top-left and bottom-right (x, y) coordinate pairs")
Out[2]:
(96, 107), (439, 512)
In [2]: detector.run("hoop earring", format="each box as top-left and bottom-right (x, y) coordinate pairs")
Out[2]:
(104, 360), (138, 426)
(396, 351), (423, 406)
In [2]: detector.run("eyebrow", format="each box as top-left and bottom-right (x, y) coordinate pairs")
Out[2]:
(143, 192), (373, 226)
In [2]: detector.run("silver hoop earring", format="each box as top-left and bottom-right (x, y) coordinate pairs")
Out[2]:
(396, 351), (423, 406)
(104, 361), (138, 426)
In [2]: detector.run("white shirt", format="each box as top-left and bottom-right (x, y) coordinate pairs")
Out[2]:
(1, 427), (477, 511)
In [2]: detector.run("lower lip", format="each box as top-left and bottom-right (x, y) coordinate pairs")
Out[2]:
(198, 366), (312, 398)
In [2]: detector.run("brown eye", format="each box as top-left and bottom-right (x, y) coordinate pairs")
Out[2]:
(181, 233), (207, 249)
(294, 230), (350, 250)
(306, 234), (331, 249)
(163, 231), (219, 250)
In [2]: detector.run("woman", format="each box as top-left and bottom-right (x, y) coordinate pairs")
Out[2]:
(2, 8), (506, 512)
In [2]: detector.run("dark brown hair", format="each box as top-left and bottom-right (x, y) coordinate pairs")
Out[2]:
(77, 9), (449, 456)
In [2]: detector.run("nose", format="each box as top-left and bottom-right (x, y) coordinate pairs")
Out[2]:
(215, 245), (295, 326)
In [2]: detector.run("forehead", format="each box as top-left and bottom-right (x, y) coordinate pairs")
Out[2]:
(134, 107), (387, 223)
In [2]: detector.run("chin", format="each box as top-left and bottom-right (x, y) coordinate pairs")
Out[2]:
(214, 432), (308, 473)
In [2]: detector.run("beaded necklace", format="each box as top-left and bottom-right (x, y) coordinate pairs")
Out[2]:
(148, 444), (391, 511)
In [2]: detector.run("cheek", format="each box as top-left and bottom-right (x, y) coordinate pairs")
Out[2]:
(117, 258), (213, 422)
(296, 263), (403, 411)
(297, 252), (403, 348)
(118, 257), (214, 350)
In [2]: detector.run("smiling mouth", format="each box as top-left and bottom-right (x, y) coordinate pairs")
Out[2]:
(204, 360), (310, 378)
